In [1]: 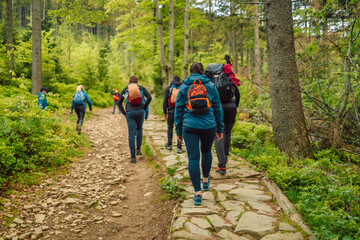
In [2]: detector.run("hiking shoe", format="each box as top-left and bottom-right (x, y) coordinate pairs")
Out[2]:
(176, 148), (183, 154)
(165, 143), (172, 150)
(215, 167), (226, 175)
(112, 112), (115, 114)
(202, 180), (210, 191)
(192, 194), (202, 205)
(130, 156), (136, 164)
(136, 149), (142, 155)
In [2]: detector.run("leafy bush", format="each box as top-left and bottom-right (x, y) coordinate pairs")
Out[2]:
(232, 121), (360, 239)
(160, 177), (185, 199)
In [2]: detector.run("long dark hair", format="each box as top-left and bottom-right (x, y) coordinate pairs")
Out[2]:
(190, 62), (204, 74)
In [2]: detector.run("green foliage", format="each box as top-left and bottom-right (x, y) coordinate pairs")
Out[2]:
(0, 85), (90, 189)
(166, 165), (178, 176)
(232, 121), (360, 239)
(160, 177), (185, 200)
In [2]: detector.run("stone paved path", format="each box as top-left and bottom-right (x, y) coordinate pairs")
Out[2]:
(144, 115), (307, 240)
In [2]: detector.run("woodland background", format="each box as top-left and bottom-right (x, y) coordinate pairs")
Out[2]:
(0, 0), (359, 238)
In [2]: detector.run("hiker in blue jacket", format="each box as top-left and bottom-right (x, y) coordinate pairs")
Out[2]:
(69, 85), (92, 135)
(175, 62), (224, 206)
(37, 87), (48, 110)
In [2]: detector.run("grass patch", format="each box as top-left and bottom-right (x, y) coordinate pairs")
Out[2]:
(159, 177), (185, 200)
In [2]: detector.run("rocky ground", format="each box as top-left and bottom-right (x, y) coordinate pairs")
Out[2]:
(144, 116), (309, 240)
(0, 108), (174, 240)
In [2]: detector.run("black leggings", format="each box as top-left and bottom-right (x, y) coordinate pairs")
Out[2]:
(75, 106), (86, 126)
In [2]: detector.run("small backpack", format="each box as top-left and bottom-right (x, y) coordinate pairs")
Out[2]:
(73, 91), (85, 105)
(186, 79), (211, 114)
(168, 85), (180, 107)
(113, 94), (119, 101)
(127, 84), (142, 105)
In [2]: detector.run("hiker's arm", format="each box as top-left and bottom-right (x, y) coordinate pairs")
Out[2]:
(234, 86), (240, 107)
(175, 88), (185, 136)
(118, 89), (126, 115)
(70, 95), (75, 112)
(143, 88), (152, 110)
(38, 94), (44, 109)
(85, 94), (92, 111)
(212, 86), (224, 133)
(163, 87), (169, 114)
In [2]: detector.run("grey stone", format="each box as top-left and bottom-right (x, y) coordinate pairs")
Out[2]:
(174, 174), (183, 180)
(217, 190), (227, 201)
(173, 217), (187, 231)
(190, 217), (212, 229)
(185, 222), (212, 237)
(206, 214), (232, 231)
(35, 214), (46, 224)
(226, 211), (241, 225)
(214, 184), (237, 191)
(248, 201), (275, 215)
(202, 191), (215, 200)
(229, 188), (272, 202)
(261, 232), (303, 240)
(144, 192), (152, 197)
(279, 222), (295, 232)
(220, 201), (245, 212)
(33, 227), (43, 238)
(180, 208), (216, 216)
(24, 204), (36, 210)
(172, 230), (211, 240)
(18, 232), (31, 240)
(13, 218), (24, 225)
(235, 212), (276, 238)
(216, 229), (249, 240)
(65, 198), (78, 204)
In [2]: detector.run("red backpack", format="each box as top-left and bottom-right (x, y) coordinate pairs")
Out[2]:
(186, 79), (211, 114)
(127, 84), (142, 105)
(113, 94), (119, 101)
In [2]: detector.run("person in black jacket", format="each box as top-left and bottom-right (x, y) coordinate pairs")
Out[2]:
(163, 76), (183, 153)
(118, 76), (152, 163)
(111, 89), (121, 114)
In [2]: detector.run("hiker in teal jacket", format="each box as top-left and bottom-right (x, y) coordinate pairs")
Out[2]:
(37, 87), (48, 110)
(70, 85), (92, 134)
(175, 62), (224, 206)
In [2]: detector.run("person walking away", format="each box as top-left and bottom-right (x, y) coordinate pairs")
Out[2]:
(163, 75), (183, 153)
(70, 85), (92, 135)
(118, 76), (152, 163)
(111, 89), (121, 114)
(206, 55), (241, 175)
(135, 95), (150, 155)
(175, 62), (224, 206)
(38, 87), (48, 110)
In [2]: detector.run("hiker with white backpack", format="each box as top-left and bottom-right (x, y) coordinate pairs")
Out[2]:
(69, 85), (92, 135)
(118, 76), (152, 163)
(163, 75), (183, 153)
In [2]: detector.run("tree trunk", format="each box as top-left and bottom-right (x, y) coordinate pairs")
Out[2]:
(168, 0), (174, 81)
(254, 1), (262, 94)
(183, 0), (190, 79)
(122, 44), (125, 74)
(42, 0), (45, 20)
(154, 0), (168, 89)
(54, 1), (57, 39)
(6, 0), (14, 83)
(266, 0), (313, 159)
(190, 14), (193, 63)
(231, 0), (237, 74)
(31, 0), (42, 95)
(18, 0), (21, 32)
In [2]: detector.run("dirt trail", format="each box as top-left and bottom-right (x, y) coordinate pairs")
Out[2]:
(0, 108), (174, 240)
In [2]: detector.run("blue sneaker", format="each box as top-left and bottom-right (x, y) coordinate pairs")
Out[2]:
(203, 180), (210, 191)
(193, 194), (202, 205)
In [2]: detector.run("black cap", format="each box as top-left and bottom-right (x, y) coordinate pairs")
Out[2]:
(40, 87), (47, 92)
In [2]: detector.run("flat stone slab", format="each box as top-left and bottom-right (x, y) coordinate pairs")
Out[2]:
(217, 229), (249, 240)
(180, 207), (217, 216)
(185, 222), (212, 237)
(173, 217), (187, 231)
(261, 232), (303, 240)
(217, 190), (227, 201)
(235, 212), (277, 238)
(206, 214), (232, 231)
(248, 201), (275, 215)
(191, 217), (212, 229)
(213, 184), (238, 191)
(181, 199), (219, 211)
(220, 201), (245, 212)
(226, 211), (241, 225)
(279, 222), (295, 232)
(172, 230), (211, 240)
(229, 188), (272, 202)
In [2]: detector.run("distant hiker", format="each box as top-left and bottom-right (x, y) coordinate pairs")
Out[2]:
(205, 55), (241, 175)
(118, 76), (152, 163)
(175, 62), (224, 205)
(69, 85), (92, 135)
(38, 87), (48, 110)
(111, 89), (121, 114)
(163, 75), (183, 153)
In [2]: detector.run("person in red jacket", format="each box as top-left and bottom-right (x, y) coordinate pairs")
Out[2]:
(111, 89), (121, 114)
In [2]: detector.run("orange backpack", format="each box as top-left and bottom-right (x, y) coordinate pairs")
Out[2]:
(127, 84), (142, 105)
(186, 79), (211, 114)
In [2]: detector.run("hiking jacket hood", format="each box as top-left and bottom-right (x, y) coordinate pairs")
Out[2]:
(163, 79), (183, 114)
(175, 73), (224, 135)
(71, 90), (92, 111)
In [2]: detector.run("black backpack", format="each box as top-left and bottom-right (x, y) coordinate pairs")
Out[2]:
(206, 64), (235, 103)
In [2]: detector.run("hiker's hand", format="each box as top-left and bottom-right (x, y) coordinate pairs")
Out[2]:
(164, 114), (168, 120)
(69, 111), (73, 115)
(216, 132), (223, 142)
(177, 135), (183, 144)
(236, 108), (238, 114)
